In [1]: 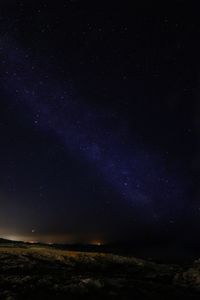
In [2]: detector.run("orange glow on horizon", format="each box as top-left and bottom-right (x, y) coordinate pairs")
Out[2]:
(89, 239), (104, 246)
(0, 232), (105, 245)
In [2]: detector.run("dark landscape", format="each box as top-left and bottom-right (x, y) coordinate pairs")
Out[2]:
(0, 239), (200, 299)
(1, 1), (200, 299)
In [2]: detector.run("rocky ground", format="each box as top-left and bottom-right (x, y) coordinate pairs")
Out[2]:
(0, 243), (200, 299)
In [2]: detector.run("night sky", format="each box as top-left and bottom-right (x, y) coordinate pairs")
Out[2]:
(0, 1), (199, 246)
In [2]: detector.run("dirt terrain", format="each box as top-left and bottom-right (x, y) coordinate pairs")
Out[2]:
(0, 243), (200, 299)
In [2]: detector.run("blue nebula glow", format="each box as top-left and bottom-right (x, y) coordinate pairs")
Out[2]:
(0, 38), (184, 221)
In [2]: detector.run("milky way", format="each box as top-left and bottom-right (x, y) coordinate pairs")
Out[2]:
(0, 37), (184, 225)
(1, 0), (198, 246)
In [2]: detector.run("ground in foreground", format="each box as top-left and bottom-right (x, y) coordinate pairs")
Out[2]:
(0, 243), (200, 299)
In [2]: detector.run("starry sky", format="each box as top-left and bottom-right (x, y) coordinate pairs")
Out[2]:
(0, 1), (199, 246)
